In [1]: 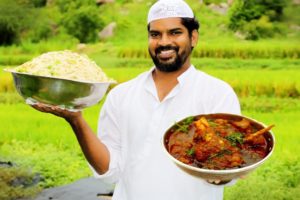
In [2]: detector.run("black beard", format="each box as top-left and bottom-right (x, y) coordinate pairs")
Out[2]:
(149, 45), (186, 72)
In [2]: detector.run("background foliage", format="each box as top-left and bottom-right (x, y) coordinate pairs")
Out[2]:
(228, 0), (287, 39)
(0, 0), (299, 199)
(0, 0), (34, 45)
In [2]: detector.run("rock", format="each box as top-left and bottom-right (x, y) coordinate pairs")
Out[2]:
(220, 3), (228, 8)
(293, 0), (300, 5)
(208, 3), (229, 15)
(77, 43), (87, 53)
(34, 177), (114, 200)
(11, 173), (43, 188)
(228, 0), (234, 6)
(290, 24), (300, 31)
(0, 160), (13, 167)
(98, 22), (117, 40)
(234, 31), (246, 40)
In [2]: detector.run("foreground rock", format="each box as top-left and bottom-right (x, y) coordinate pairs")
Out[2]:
(35, 177), (114, 200)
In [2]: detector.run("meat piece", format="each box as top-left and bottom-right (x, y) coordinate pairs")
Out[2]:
(193, 118), (244, 169)
(168, 132), (194, 164)
(243, 135), (268, 158)
(204, 151), (244, 169)
(232, 118), (250, 130)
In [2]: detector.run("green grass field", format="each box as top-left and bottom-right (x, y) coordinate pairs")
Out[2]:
(1, 57), (300, 199)
(1, 0), (299, 198)
(2, 62), (300, 98)
(1, 62), (300, 199)
(1, 0), (300, 198)
(0, 99), (299, 199)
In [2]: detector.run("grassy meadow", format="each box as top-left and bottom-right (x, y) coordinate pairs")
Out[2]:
(1, 61), (300, 199)
(1, 0), (300, 199)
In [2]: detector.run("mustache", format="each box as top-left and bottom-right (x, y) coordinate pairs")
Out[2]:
(155, 45), (179, 54)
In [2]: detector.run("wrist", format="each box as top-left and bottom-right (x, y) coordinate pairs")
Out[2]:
(65, 111), (82, 124)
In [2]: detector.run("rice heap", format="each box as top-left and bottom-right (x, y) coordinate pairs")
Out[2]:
(14, 50), (113, 82)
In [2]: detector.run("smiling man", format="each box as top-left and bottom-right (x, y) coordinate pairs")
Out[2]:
(148, 17), (196, 73)
(32, 0), (241, 199)
(147, 16), (199, 101)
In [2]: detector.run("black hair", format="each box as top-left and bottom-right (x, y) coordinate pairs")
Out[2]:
(181, 17), (200, 36)
(147, 17), (200, 37)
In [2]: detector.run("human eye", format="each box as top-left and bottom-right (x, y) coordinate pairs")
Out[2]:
(170, 30), (182, 35)
(149, 31), (160, 38)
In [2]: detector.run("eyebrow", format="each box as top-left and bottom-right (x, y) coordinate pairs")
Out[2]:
(149, 27), (184, 33)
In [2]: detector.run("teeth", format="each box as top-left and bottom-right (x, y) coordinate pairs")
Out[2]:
(160, 50), (174, 55)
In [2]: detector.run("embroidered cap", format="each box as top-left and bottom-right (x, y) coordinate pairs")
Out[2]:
(147, 0), (194, 24)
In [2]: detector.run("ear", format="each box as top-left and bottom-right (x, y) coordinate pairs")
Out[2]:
(191, 30), (199, 48)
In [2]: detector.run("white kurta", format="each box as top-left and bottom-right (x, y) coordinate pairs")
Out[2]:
(93, 65), (241, 200)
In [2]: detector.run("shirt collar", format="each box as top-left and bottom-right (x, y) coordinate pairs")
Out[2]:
(177, 65), (196, 84)
(146, 64), (196, 83)
(143, 65), (196, 101)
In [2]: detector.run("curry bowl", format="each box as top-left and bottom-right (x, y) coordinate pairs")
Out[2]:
(6, 69), (115, 111)
(162, 113), (275, 182)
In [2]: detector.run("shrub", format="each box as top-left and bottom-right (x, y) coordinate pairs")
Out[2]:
(55, 0), (96, 13)
(25, 9), (56, 43)
(55, 0), (104, 43)
(61, 6), (104, 43)
(115, 0), (133, 4)
(18, 0), (47, 7)
(30, 0), (47, 7)
(0, 0), (33, 45)
(0, 166), (41, 200)
(228, 0), (287, 40)
(241, 15), (275, 40)
(203, 0), (227, 5)
(0, 0), (54, 45)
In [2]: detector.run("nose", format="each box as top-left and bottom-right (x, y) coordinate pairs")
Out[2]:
(158, 33), (172, 46)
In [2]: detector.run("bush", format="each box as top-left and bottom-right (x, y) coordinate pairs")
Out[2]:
(0, 0), (54, 45)
(0, 166), (41, 200)
(0, 0), (33, 45)
(61, 6), (104, 43)
(55, 0), (104, 43)
(18, 0), (47, 7)
(242, 15), (275, 40)
(30, 0), (47, 7)
(115, 0), (133, 4)
(203, 0), (227, 5)
(55, 0), (96, 13)
(24, 9), (57, 43)
(228, 0), (287, 40)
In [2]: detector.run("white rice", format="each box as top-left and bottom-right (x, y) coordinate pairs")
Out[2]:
(14, 50), (113, 82)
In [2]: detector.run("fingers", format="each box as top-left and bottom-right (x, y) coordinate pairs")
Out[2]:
(31, 103), (49, 113)
(239, 175), (248, 179)
(31, 103), (61, 114)
(207, 179), (221, 184)
(206, 179), (233, 185)
(31, 103), (81, 120)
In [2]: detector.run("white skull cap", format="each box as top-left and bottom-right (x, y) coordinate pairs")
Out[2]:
(147, 0), (194, 24)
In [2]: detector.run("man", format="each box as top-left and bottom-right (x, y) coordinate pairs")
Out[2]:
(33, 0), (240, 199)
